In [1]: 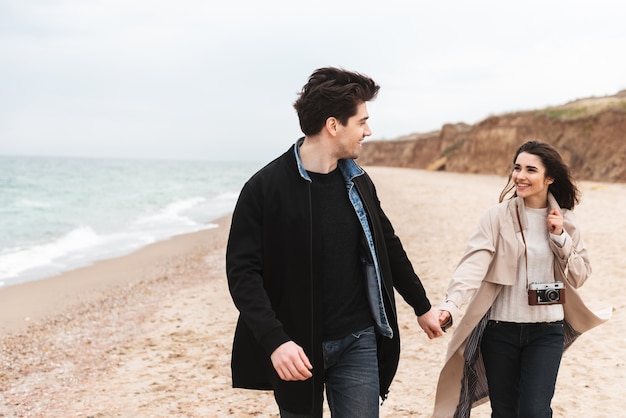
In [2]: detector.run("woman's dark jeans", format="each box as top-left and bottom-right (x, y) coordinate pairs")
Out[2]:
(480, 320), (565, 418)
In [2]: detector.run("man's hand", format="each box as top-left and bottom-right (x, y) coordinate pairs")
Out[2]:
(417, 308), (444, 339)
(270, 341), (313, 381)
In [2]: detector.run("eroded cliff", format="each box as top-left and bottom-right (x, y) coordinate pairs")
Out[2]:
(359, 91), (626, 183)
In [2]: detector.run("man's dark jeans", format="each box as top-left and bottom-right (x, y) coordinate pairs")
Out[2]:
(280, 326), (379, 418)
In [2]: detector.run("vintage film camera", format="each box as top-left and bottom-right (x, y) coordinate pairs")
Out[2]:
(527, 282), (565, 305)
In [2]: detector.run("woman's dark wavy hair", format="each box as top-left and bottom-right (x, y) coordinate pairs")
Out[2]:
(293, 67), (380, 136)
(499, 140), (580, 210)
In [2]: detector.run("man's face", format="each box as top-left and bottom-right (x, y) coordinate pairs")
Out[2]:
(334, 102), (372, 160)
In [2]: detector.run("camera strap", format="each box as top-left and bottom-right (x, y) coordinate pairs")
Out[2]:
(515, 205), (530, 290)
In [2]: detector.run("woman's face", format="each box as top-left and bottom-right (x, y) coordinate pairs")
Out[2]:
(512, 152), (554, 208)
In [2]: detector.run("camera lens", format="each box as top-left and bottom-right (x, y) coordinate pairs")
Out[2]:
(545, 290), (559, 301)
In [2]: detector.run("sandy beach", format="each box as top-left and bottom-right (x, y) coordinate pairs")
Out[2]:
(1, 167), (623, 418)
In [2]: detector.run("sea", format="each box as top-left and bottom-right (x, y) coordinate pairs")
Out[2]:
(0, 155), (263, 288)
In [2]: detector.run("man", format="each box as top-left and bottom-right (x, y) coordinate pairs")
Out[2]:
(226, 67), (442, 417)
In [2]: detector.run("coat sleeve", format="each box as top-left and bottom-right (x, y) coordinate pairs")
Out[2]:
(438, 208), (497, 324)
(363, 176), (432, 317)
(381, 206), (433, 316)
(549, 209), (592, 289)
(226, 179), (290, 355)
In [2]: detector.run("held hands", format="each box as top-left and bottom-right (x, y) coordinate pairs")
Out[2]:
(417, 308), (444, 339)
(438, 310), (452, 331)
(547, 208), (564, 235)
(270, 341), (313, 381)
(271, 311), (445, 381)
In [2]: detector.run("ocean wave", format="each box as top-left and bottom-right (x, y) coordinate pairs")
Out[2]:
(0, 157), (261, 286)
(133, 197), (207, 228)
(0, 199), (222, 286)
(0, 226), (102, 281)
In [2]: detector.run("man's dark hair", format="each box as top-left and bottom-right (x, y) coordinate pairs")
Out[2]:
(293, 67), (380, 136)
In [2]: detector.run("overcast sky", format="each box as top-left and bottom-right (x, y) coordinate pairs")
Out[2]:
(1, 0), (624, 162)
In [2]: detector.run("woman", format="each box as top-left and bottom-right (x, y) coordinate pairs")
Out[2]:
(433, 140), (607, 417)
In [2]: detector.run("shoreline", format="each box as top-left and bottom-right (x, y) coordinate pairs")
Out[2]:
(1, 167), (623, 417)
(0, 216), (231, 335)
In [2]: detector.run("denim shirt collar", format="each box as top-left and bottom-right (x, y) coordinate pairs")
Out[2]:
(293, 137), (365, 183)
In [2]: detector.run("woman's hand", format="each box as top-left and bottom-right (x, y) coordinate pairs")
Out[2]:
(438, 310), (452, 332)
(547, 208), (563, 235)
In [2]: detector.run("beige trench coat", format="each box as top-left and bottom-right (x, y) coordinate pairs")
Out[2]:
(433, 194), (608, 418)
